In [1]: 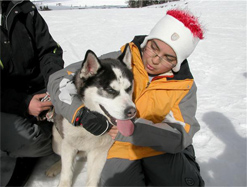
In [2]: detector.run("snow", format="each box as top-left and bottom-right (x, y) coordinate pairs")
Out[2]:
(36, 0), (126, 6)
(26, 0), (247, 186)
(32, 0), (127, 9)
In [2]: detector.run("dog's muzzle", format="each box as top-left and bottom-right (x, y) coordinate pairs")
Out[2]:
(99, 105), (136, 136)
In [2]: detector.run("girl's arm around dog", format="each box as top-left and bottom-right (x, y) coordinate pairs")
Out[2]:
(114, 83), (200, 154)
(47, 61), (84, 124)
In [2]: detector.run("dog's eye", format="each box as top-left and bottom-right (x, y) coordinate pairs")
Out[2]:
(126, 86), (132, 93)
(106, 87), (118, 95)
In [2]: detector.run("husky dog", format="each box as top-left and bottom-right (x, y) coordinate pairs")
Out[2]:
(46, 46), (136, 187)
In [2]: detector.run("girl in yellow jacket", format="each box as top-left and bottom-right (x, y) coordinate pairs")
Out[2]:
(48, 9), (205, 186)
(100, 9), (205, 186)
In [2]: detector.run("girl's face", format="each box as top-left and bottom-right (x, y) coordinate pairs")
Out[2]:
(142, 39), (177, 75)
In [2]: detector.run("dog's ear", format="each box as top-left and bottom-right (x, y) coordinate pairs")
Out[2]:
(80, 50), (101, 79)
(118, 44), (132, 70)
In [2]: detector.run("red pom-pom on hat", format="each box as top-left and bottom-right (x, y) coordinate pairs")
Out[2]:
(167, 9), (204, 39)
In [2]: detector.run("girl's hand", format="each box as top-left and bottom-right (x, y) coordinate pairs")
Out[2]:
(107, 126), (119, 140)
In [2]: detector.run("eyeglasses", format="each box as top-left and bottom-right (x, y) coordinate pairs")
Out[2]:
(144, 41), (177, 68)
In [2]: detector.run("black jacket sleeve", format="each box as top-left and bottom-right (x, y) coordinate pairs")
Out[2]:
(31, 8), (64, 86)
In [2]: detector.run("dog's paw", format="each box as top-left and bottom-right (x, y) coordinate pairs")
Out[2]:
(45, 160), (61, 177)
(58, 181), (72, 187)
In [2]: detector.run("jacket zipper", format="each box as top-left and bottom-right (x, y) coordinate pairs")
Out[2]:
(5, 0), (24, 31)
(146, 82), (150, 88)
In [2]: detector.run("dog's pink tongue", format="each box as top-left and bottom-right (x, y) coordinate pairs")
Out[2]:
(117, 119), (134, 137)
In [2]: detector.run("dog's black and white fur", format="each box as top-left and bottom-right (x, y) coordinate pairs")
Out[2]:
(46, 46), (135, 187)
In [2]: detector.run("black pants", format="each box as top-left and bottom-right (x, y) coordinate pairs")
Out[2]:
(0, 112), (53, 157)
(0, 112), (54, 186)
(100, 145), (205, 186)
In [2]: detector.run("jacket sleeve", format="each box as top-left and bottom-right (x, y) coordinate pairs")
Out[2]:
(47, 61), (86, 124)
(31, 6), (64, 86)
(115, 82), (200, 154)
(99, 51), (122, 59)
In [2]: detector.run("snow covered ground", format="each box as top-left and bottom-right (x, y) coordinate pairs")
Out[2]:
(26, 0), (247, 186)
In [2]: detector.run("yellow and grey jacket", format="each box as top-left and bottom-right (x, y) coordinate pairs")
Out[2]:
(47, 35), (200, 160)
(107, 36), (200, 160)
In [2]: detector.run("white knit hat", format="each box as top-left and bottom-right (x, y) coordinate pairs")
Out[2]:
(141, 9), (204, 72)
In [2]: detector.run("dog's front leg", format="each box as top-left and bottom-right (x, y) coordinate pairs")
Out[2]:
(58, 140), (77, 187)
(86, 149), (108, 187)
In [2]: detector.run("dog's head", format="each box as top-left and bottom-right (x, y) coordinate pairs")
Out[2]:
(74, 45), (136, 123)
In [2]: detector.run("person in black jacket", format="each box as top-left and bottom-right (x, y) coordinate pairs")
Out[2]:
(0, 0), (64, 186)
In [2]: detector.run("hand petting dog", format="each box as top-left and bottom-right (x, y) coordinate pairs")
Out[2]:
(28, 93), (53, 117)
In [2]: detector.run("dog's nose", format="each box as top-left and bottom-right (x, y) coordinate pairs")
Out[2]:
(125, 106), (136, 118)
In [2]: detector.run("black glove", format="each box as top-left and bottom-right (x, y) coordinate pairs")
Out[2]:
(74, 107), (112, 136)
